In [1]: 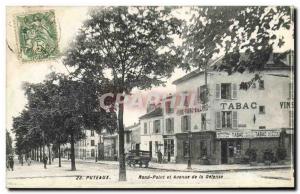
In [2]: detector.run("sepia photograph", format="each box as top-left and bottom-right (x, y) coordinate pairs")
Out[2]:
(5, 5), (295, 189)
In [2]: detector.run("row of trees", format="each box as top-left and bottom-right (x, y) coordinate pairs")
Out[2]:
(12, 6), (292, 181)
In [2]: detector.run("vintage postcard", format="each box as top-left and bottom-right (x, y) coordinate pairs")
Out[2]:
(6, 6), (295, 189)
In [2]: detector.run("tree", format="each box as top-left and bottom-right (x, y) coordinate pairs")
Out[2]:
(182, 6), (293, 75)
(63, 6), (182, 181)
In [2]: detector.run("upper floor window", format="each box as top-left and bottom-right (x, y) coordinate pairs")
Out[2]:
(91, 140), (95, 146)
(181, 115), (191, 132)
(216, 111), (237, 129)
(165, 118), (174, 134)
(289, 83), (294, 100)
(165, 100), (174, 114)
(144, 122), (147, 134)
(91, 130), (94, 137)
(197, 85), (208, 103)
(259, 106), (265, 114)
(216, 83), (237, 99)
(154, 120), (161, 134)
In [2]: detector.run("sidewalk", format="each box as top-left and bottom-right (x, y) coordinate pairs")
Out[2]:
(73, 158), (293, 173)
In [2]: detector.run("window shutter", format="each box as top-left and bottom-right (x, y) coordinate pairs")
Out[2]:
(232, 83), (237, 99)
(197, 87), (200, 102)
(181, 117), (184, 132)
(216, 84), (221, 99)
(215, 112), (221, 129)
(232, 111), (238, 129)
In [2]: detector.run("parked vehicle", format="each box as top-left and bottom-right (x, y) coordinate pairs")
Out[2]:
(126, 150), (151, 168)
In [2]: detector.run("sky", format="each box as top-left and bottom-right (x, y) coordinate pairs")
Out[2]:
(6, 6), (294, 135)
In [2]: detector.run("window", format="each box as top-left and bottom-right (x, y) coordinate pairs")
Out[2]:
(222, 111), (232, 128)
(91, 130), (94, 137)
(165, 99), (174, 114)
(91, 140), (95, 146)
(144, 123), (147, 134)
(183, 141), (189, 157)
(216, 83), (237, 99)
(154, 120), (161, 133)
(221, 83), (231, 99)
(216, 111), (237, 129)
(197, 85), (208, 103)
(91, 149), (95, 157)
(259, 106), (265, 114)
(164, 139), (174, 156)
(259, 80), (264, 90)
(201, 113), (206, 130)
(166, 118), (174, 134)
(126, 132), (130, 143)
(259, 126), (266, 129)
(181, 115), (191, 131)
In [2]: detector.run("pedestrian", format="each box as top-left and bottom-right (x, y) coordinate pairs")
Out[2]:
(27, 156), (32, 166)
(157, 150), (162, 164)
(8, 155), (14, 171)
(43, 154), (48, 169)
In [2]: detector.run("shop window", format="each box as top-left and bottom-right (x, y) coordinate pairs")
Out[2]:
(91, 149), (95, 157)
(201, 113), (206, 130)
(181, 115), (191, 132)
(228, 141), (234, 157)
(144, 123), (147, 134)
(235, 141), (242, 156)
(164, 139), (174, 156)
(91, 140), (95, 146)
(259, 106), (265, 114)
(259, 80), (264, 90)
(183, 141), (189, 157)
(154, 120), (161, 133)
(91, 130), (94, 137)
(166, 118), (174, 134)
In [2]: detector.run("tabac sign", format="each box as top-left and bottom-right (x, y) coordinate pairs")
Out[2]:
(216, 129), (281, 139)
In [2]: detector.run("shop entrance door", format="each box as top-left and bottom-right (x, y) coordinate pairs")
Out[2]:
(221, 141), (228, 164)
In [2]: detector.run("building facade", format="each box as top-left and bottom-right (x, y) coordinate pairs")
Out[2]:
(139, 52), (294, 165)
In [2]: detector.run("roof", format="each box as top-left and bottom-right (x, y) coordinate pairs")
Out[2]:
(172, 51), (293, 85)
(125, 122), (140, 131)
(139, 107), (163, 120)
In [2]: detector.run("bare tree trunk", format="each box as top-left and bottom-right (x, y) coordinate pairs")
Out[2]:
(39, 146), (42, 162)
(58, 143), (61, 167)
(48, 145), (51, 165)
(70, 133), (76, 171)
(118, 103), (126, 181)
(36, 148), (39, 161)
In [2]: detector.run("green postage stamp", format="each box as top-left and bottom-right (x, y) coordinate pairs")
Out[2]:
(16, 10), (59, 62)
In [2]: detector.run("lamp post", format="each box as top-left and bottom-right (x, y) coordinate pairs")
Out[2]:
(95, 145), (98, 162)
(187, 131), (192, 169)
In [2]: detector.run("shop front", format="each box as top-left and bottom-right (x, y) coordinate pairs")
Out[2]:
(175, 131), (216, 164)
(163, 135), (175, 162)
(216, 129), (283, 164)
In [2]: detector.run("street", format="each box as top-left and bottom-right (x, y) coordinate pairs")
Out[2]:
(6, 159), (294, 188)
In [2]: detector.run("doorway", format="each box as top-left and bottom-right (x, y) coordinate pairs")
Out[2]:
(221, 141), (228, 164)
(149, 141), (152, 157)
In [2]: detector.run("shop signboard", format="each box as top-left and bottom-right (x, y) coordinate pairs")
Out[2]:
(216, 129), (281, 139)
